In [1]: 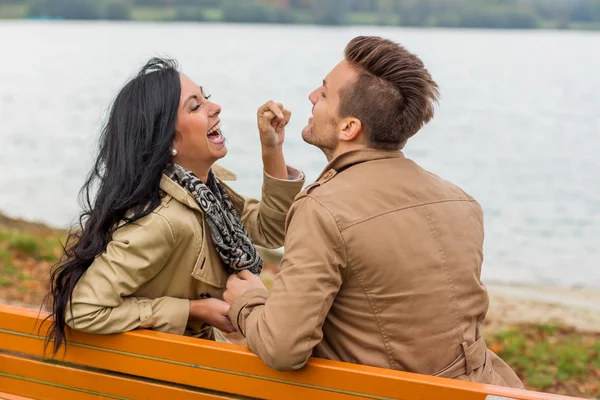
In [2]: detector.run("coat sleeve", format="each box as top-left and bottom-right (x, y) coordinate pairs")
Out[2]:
(228, 195), (346, 371)
(66, 213), (190, 335)
(221, 167), (305, 249)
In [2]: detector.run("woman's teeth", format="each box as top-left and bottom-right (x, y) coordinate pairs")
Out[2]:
(207, 122), (222, 136)
(207, 122), (224, 144)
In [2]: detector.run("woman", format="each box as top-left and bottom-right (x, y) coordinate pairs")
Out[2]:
(45, 58), (304, 354)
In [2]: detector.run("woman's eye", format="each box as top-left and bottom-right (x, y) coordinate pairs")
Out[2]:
(191, 104), (200, 112)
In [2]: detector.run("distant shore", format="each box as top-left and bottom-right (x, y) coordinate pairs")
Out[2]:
(1, 1), (600, 31)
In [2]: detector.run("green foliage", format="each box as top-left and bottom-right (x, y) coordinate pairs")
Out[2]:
(0, 248), (10, 262)
(202, 8), (222, 22)
(174, 6), (205, 22)
(2, 0), (600, 30)
(1, 229), (61, 262)
(8, 234), (39, 257)
(105, 1), (132, 20)
(222, 0), (267, 23)
(312, 0), (349, 25)
(29, 0), (101, 19)
(485, 324), (600, 396)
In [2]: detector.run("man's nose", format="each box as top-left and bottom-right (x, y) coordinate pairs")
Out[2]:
(308, 89), (318, 105)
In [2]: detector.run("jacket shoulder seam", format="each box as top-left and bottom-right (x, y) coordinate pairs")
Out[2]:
(151, 210), (177, 245)
(342, 198), (478, 231)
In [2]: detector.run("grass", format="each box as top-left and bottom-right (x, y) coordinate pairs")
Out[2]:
(9, 234), (39, 256)
(0, 215), (66, 305)
(484, 324), (600, 398)
(0, 247), (10, 262)
(1, 230), (61, 261)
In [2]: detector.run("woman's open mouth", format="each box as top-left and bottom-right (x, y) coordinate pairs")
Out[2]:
(207, 122), (224, 145)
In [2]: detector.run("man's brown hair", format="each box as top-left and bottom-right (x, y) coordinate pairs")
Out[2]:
(340, 36), (439, 150)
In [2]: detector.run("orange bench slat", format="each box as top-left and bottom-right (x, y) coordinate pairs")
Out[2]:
(0, 304), (580, 400)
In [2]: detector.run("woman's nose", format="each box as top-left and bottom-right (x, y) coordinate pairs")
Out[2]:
(209, 101), (221, 117)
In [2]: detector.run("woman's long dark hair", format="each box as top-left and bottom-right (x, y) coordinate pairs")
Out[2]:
(44, 58), (181, 354)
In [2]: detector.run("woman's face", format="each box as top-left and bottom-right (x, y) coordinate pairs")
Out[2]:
(172, 73), (226, 172)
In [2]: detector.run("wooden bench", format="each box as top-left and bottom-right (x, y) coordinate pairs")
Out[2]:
(0, 305), (580, 400)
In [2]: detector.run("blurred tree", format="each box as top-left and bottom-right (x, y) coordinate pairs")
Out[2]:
(29, 0), (101, 19)
(222, 0), (268, 22)
(104, 0), (132, 20)
(397, 0), (436, 26)
(174, 6), (204, 21)
(377, 0), (396, 25)
(312, 0), (349, 25)
(14, 0), (600, 28)
(570, 0), (595, 22)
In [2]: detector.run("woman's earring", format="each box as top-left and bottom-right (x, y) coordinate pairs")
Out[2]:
(171, 148), (177, 156)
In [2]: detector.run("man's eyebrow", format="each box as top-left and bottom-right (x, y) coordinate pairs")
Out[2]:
(323, 79), (327, 88)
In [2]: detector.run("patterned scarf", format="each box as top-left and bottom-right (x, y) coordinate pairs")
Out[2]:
(164, 163), (263, 275)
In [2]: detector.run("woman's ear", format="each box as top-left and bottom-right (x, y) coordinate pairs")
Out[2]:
(172, 130), (182, 152)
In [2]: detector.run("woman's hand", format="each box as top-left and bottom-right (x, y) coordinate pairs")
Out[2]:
(257, 100), (291, 149)
(257, 101), (291, 179)
(189, 298), (236, 333)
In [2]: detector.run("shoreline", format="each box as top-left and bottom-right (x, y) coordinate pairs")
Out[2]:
(485, 283), (600, 334)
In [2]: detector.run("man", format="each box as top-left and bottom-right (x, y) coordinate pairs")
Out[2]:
(224, 36), (523, 387)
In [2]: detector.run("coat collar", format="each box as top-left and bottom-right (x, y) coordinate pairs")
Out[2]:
(159, 164), (237, 211)
(315, 148), (405, 183)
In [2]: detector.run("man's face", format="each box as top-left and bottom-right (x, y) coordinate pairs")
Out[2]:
(302, 60), (358, 159)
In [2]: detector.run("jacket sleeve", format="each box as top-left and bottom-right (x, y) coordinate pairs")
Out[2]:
(66, 213), (190, 335)
(228, 195), (346, 371)
(222, 166), (305, 249)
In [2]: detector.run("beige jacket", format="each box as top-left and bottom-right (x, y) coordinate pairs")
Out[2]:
(66, 165), (304, 338)
(229, 149), (523, 388)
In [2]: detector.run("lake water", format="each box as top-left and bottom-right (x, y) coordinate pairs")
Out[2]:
(0, 21), (598, 288)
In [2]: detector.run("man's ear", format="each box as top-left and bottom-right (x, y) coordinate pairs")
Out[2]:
(338, 117), (362, 142)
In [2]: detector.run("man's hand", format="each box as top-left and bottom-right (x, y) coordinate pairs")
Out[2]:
(189, 298), (236, 333)
(224, 270), (268, 305)
(257, 100), (292, 149)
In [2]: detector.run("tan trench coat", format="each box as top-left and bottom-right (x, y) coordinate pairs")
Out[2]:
(66, 164), (305, 339)
(229, 149), (523, 388)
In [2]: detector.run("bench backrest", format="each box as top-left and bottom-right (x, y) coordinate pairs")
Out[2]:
(0, 305), (579, 400)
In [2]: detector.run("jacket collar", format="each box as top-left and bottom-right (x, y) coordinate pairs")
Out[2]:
(316, 148), (405, 182)
(159, 163), (237, 211)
